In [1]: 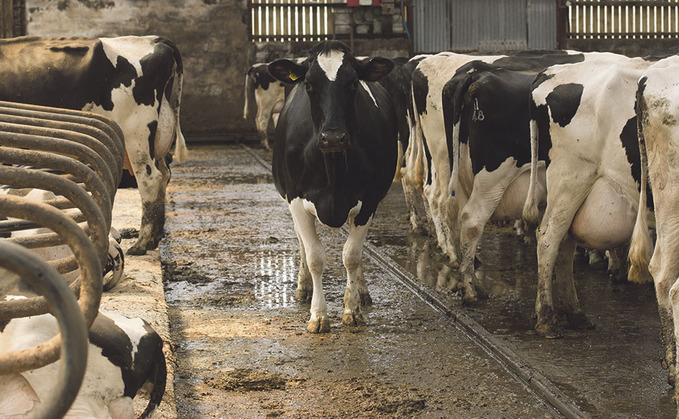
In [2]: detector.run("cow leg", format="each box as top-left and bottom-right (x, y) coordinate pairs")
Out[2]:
(534, 207), (580, 338)
(342, 218), (372, 327)
(554, 236), (593, 330)
(294, 228), (313, 303)
(457, 168), (517, 305)
(127, 155), (170, 255)
(535, 167), (593, 338)
(606, 245), (629, 283)
(289, 200), (330, 333)
(255, 103), (272, 150)
(650, 240), (679, 384)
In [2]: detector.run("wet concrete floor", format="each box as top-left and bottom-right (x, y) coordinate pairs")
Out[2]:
(160, 143), (674, 418)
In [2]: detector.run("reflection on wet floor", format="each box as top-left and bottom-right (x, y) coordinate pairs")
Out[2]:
(371, 181), (675, 417)
(255, 250), (296, 308)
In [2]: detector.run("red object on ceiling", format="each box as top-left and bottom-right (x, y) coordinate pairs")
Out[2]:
(347, 0), (382, 7)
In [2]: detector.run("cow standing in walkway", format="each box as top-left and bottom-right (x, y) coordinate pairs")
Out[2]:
(268, 41), (397, 333)
(524, 54), (653, 338)
(243, 62), (290, 150)
(0, 36), (187, 255)
(629, 55), (679, 398)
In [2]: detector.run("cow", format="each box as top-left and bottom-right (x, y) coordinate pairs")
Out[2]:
(628, 55), (679, 398)
(523, 54), (654, 338)
(267, 40), (397, 333)
(0, 35), (187, 255)
(440, 52), (603, 305)
(0, 308), (166, 418)
(243, 62), (288, 150)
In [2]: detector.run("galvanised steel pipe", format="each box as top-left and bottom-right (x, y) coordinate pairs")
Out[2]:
(0, 101), (125, 172)
(0, 116), (122, 191)
(0, 195), (102, 333)
(0, 240), (88, 419)
(0, 166), (109, 265)
(0, 129), (117, 199)
(0, 147), (112, 231)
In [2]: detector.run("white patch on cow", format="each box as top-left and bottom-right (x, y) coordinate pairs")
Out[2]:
(299, 198), (362, 229)
(317, 50), (345, 81)
(5, 295), (27, 301)
(101, 310), (147, 362)
(100, 36), (157, 76)
(85, 82), (164, 203)
(360, 81), (378, 107)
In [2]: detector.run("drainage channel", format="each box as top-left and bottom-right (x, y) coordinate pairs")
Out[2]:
(240, 143), (587, 419)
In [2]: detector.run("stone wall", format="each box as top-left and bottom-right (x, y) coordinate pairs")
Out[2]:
(25, 0), (412, 141)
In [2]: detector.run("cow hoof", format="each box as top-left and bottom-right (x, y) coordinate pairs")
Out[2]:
(126, 244), (147, 256)
(307, 317), (331, 333)
(342, 311), (366, 327)
(295, 288), (313, 303)
(461, 288), (479, 306)
(535, 322), (563, 339)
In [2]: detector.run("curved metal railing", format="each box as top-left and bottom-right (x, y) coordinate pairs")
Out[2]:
(0, 101), (125, 418)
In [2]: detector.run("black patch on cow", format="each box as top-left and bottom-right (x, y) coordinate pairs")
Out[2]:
(412, 68), (429, 117)
(620, 116), (641, 186)
(48, 45), (90, 55)
(635, 77), (655, 210)
(377, 59), (412, 151)
(133, 42), (175, 106)
(89, 314), (164, 399)
(249, 65), (275, 90)
(532, 103), (553, 168)
(545, 83), (584, 128)
(147, 120), (158, 158)
(146, 164), (152, 176)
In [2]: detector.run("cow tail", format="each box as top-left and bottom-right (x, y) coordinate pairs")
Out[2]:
(138, 343), (167, 419)
(173, 62), (188, 164)
(157, 37), (189, 164)
(628, 78), (653, 284)
(522, 92), (542, 234)
(446, 72), (475, 198)
(244, 69), (253, 120)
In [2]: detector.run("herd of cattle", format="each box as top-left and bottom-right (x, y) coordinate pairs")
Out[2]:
(4, 31), (679, 416)
(247, 41), (679, 410)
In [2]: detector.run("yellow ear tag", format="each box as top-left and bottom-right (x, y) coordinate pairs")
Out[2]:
(289, 72), (300, 82)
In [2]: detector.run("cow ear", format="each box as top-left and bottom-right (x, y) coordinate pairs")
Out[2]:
(268, 59), (307, 84)
(358, 57), (394, 82)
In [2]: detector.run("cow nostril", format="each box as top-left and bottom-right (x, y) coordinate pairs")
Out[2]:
(319, 131), (348, 152)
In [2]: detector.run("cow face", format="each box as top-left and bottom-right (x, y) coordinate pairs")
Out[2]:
(268, 41), (393, 155)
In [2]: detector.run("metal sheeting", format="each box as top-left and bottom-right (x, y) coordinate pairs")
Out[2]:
(413, 0), (556, 53)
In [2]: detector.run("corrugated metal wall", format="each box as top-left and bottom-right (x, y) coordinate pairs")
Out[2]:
(413, 0), (556, 53)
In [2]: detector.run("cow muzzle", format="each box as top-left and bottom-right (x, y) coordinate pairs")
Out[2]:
(318, 130), (348, 154)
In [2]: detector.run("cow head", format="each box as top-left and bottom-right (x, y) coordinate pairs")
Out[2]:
(268, 41), (393, 155)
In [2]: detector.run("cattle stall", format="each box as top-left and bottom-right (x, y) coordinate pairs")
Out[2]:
(0, 102), (121, 416)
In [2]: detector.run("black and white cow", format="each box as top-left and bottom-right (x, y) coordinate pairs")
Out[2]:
(408, 52), (503, 264)
(523, 53), (653, 338)
(267, 41), (397, 333)
(0, 308), (166, 418)
(0, 36), (187, 255)
(243, 62), (288, 150)
(440, 52), (591, 304)
(629, 55), (679, 398)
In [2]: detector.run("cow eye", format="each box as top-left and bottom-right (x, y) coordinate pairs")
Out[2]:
(349, 80), (358, 91)
(305, 81), (313, 93)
